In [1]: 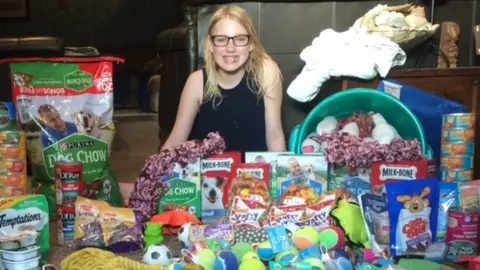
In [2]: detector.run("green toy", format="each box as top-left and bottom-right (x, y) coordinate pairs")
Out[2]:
(239, 259), (266, 270)
(331, 199), (369, 248)
(144, 222), (164, 250)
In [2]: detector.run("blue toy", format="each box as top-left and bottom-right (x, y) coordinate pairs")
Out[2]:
(214, 251), (239, 270)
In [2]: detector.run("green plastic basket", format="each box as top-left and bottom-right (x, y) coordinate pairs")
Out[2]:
(288, 88), (430, 156)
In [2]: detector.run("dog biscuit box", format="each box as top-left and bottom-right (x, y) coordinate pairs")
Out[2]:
(276, 154), (328, 199)
(245, 152), (292, 198)
(370, 160), (436, 196)
(200, 151), (241, 221)
(158, 159), (201, 217)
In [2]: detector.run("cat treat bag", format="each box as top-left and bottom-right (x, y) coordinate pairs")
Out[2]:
(385, 178), (439, 256)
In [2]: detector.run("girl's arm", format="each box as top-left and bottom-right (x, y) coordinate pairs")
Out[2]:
(263, 59), (286, 151)
(161, 70), (203, 150)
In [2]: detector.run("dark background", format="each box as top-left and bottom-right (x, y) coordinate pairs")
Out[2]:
(0, 0), (479, 72)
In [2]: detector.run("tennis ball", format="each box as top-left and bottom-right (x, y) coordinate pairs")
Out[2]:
(241, 251), (259, 262)
(303, 257), (326, 270)
(274, 248), (299, 263)
(239, 259), (266, 270)
(318, 226), (345, 250)
(231, 243), (254, 262)
(292, 226), (319, 249)
(214, 251), (239, 270)
(256, 241), (274, 261)
(197, 248), (216, 270)
(167, 263), (184, 270)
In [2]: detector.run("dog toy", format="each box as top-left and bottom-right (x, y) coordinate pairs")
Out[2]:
(256, 240), (275, 261)
(61, 248), (167, 270)
(302, 257), (326, 270)
(275, 248), (300, 263)
(144, 222), (164, 250)
(241, 251), (259, 262)
(214, 250), (239, 270)
(143, 244), (173, 266)
(317, 226), (345, 250)
(239, 259), (266, 270)
(231, 242), (254, 262)
(291, 226), (319, 249)
(331, 199), (369, 247)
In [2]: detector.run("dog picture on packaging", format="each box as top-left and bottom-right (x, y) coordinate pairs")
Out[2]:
(200, 152), (241, 221)
(245, 152), (292, 198)
(158, 159), (201, 217)
(276, 154), (328, 198)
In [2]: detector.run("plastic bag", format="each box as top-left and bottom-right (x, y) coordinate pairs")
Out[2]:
(377, 79), (468, 164)
(6, 57), (125, 218)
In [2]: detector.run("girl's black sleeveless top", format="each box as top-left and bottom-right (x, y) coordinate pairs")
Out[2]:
(188, 68), (267, 153)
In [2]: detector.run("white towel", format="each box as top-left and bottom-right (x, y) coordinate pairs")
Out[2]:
(287, 28), (406, 103)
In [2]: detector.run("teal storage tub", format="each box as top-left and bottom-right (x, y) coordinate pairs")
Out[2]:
(288, 88), (430, 156)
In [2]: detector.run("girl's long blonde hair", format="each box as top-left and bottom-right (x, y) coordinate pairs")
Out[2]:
(203, 6), (280, 106)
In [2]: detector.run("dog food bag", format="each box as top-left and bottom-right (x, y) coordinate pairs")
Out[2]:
(437, 182), (459, 240)
(200, 151), (241, 221)
(385, 178), (439, 256)
(0, 195), (49, 265)
(276, 154), (328, 199)
(7, 57), (125, 218)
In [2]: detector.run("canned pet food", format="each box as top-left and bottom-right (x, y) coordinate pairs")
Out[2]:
(0, 173), (26, 188)
(441, 142), (475, 156)
(443, 113), (476, 129)
(55, 161), (83, 247)
(0, 159), (25, 174)
(441, 155), (474, 170)
(442, 169), (474, 182)
(446, 206), (480, 261)
(442, 128), (475, 142)
(0, 187), (25, 197)
(0, 131), (25, 145)
(0, 145), (26, 160)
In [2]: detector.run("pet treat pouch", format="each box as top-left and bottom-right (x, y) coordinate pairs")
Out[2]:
(0, 195), (49, 265)
(74, 196), (107, 248)
(200, 152), (241, 221)
(437, 182), (459, 240)
(276, 154), (328, 200)
(7, 57), (125, 218)
(158, 159), (201, 217)
(358, 193), (389, 252)
(385, 178), (439, 256)
(99, 205), (144, 253)
(229, 163), (270, 205)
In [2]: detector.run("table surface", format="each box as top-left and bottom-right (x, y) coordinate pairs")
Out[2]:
(48, 222), (182, 267)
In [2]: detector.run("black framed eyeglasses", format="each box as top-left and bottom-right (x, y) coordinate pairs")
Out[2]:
(210, 35), (250, 47)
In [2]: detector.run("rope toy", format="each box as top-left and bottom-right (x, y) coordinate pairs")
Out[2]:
(61, 248), (166, 270)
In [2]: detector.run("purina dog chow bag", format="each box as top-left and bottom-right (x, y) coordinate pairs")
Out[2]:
(6, 57), (124, 218)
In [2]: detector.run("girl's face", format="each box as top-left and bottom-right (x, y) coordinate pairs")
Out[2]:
(209, 18), (252, 74)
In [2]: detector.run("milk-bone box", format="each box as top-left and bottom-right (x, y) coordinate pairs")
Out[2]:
(370, 160), (436, 196)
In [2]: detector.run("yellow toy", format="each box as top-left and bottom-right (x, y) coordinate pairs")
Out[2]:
(61, 248), (167, 270)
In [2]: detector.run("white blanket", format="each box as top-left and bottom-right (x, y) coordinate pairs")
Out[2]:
(287, 28), (406, 103)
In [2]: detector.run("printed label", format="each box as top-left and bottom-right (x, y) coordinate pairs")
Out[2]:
(201, 158), (234, 173)
(160, 177), (200, 217)
(446, 210), (479, 261)
(379, 165), (417, 181)
(236, 168), (264, 179)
